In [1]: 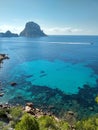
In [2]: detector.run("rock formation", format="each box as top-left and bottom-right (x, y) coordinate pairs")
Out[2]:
(0, 54), (9, 62)
(20, 21), (47, 37)
(0, 30), (18, 37)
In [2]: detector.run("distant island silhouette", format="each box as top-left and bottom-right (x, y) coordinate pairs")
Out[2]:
(0, 30), (18, 37)
(0, 21), (47, 38)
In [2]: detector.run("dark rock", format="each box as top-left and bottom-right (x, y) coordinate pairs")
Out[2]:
(26, 102), (33, 108)
(67, 111), (74, 115)
(40, 70), (45, 74)
(0, 54), (9, 62)
(0, 30), (18, 37)
(26, 75), (33, 78)
(0, 104), (3, 107)
(43, 112), (47, 115)
(2, 105), (8, 109)
(10, 82), (17, 86)
(20, 21), (47, 37)
(39, 73), (47, 77)
(0, 93), (4, 97)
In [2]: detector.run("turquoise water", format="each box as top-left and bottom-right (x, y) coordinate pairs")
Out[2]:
(0, 35), (98, 104)
(10, 60), (97, 93)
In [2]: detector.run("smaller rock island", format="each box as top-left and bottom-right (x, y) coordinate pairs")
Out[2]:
(0, 30), (18, 37)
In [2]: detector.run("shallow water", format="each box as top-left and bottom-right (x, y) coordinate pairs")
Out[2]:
(0, 35), (98, 103)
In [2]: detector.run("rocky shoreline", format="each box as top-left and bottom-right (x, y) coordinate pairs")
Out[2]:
(0, 54), (9, 63)
(0, 102), (76, 130)
(0, 102), (58, 119)
(0, 54), (9, 97)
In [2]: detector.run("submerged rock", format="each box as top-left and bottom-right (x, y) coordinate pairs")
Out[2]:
(0, 92), (4, 97)
(10, 82), (17, 86)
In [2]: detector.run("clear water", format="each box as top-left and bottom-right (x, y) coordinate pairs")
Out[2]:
(0, 35), (98, 103)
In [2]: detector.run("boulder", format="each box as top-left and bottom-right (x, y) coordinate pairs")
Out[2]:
(25, 106), (32, 113)
(26, 102), (33, 107)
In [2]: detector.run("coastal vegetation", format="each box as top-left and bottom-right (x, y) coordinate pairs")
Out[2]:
(0, 105), (98, 130)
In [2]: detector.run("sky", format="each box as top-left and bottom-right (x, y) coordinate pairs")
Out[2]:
(0, 0), (98, 35)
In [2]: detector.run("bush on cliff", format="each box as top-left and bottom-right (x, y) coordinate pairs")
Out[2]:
(10, 106), (23, 122)
(38, 115), (69, 130)
(38, 115), (58, 130)
(76, 114), (98, 130)
(15, 113), (39, 130)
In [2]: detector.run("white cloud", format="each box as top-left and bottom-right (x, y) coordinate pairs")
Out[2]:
(0, 24), (83, 35)
(43, 27), (83, 35)
(0, 24), (23, 34)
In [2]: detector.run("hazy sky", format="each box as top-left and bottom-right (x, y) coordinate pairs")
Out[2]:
(0, 0), (98, 35)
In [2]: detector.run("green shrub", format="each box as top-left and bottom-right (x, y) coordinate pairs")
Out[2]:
(58, 120), (70, 130)
(10, 106), (23, 121)
(0, 121), (4, 129)
(76, 115), (98, 130)
(15, 113), (39, 130)
(38, 115), (70, 130)
(38, 116), (59, 130)
(0, 109), (6, 117)
(2, 125), (10, 130)
(10, 120), (16, 128)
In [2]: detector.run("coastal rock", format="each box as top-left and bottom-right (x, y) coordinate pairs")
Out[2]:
(10, 82), (17, 86)
(25, 106), (32, 113)
(0, 30), (18, 37)
(26, 102), (33, 107)
(0, 54), (9, 62)
(24, 106), (35, 115)
(65, 111), (76, 127)
(67, 111), (74, 115)
(20, 21), (47, 37)
(0, 93), (4, 97)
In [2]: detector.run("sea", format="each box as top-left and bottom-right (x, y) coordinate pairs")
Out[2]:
(0, 35), (98, 108)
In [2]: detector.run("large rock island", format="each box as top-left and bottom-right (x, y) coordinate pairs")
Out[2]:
(0, 30), (18, 37)
(20, 21), (46, 37)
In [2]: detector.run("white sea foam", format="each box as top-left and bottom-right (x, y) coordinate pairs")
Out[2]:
(46, 41), (91, 45)
(0, 38), (92, 45)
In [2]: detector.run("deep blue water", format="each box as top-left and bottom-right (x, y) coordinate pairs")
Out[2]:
(0, 35), (98, 104)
